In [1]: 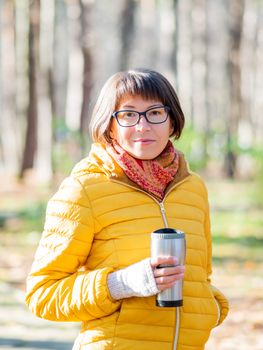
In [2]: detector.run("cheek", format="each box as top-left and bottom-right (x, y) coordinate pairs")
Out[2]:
(109, 121), (129, 144)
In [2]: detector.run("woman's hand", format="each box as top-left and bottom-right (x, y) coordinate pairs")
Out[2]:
(151, 256), (185, 292)
(107, 257), (184, 300)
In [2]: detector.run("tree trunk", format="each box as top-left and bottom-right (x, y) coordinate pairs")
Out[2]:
(128, 0), (158, 69)
(79, 0), (93, 143)
(35, 0), (54, 182)
(225, 0), (244, 178)
(204, 0), (211, 166)
(252, 2), (263, 144)
(176, 0), (193, 122)
(15, 0), (30, 168)
(0, 0), (18, 174)
(20, 0), (40, 178)
(190, 0), (207, 165)
(0, 0), (3, 168)
(51, 0), (68, 125)
(171, 0), (179, 89)
(119, 0), (137, 70)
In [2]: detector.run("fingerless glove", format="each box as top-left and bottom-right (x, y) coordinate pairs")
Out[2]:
(107, 258), (159, 300)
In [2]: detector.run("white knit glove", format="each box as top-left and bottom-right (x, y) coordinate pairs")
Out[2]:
(107, 258), (159, 300)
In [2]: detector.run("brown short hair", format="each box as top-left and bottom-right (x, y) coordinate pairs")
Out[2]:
(89, 68), (185, 144)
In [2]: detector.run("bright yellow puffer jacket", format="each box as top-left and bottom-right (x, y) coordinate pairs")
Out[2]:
(26, 143), (229, 350)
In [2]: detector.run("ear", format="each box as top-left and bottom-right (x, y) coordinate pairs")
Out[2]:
(169, 120), (174, 137)
(109, 127), (117, 140)
(109, 120), (116, 140)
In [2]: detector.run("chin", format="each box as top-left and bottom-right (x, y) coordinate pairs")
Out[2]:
(126, 146), (162, 160)
(133, 152), (158, 160)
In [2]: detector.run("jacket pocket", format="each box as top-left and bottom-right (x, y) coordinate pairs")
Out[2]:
(205, 282), (223, 329)
(210, 284), (229, 325)
(213, 296), (221, 327)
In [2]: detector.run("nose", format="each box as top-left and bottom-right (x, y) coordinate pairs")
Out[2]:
(135, 115), (151, 131)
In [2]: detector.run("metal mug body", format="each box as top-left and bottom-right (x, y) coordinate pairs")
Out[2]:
(151, 228), (186, 307)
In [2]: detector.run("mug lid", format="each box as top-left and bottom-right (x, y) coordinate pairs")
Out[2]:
(151, 228), (185, 239)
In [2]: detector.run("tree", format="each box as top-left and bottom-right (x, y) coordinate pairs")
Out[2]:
(35, 0), (53, 182)
(225, 0), (245, 178)
(0, 0), (18, 174)
(79, 0), (93, 143)
(190, 0), (207, 165)
(51, 0), (69, 127)
(251, 0), (263, 144)
(171, 0), (179, 89)
(119, 0), (137, 70)
(20, 0), (40, 178)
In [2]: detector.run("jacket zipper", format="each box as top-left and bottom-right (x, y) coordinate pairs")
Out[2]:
(111, 176), (190, 350)
(158, 200), (180, 350)
(110, 176), (189, 222)
(159, 202), (169, 228)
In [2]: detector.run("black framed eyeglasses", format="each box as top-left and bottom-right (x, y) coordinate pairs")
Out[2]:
(112, 106), (171, 127)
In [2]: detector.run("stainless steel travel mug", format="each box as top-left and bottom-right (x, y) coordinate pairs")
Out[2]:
(151, 228), (186, 307)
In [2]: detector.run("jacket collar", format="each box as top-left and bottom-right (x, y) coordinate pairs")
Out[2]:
(72, 143), (190, 200)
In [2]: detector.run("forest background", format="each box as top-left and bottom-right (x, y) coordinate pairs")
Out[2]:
(0, 0), (262, 349)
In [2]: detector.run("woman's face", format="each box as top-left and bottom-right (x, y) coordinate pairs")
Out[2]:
(110, 94), (173, 160)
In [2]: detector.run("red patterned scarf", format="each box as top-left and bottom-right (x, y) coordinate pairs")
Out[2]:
(106, 140), (179, 201)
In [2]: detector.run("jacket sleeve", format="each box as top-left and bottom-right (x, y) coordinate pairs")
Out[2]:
(25, 176), (120, 322)
(203, 183), (229, 326)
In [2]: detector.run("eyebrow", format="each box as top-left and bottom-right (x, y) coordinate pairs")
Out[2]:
(121, 103), (162, 109)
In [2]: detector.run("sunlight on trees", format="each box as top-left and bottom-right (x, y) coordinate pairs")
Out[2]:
(0, 0), (262, 182)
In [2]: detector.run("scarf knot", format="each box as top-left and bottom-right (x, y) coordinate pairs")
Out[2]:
(106, 140), (179, 201)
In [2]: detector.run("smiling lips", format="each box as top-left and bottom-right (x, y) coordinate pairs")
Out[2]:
(134, 139), (155, 144)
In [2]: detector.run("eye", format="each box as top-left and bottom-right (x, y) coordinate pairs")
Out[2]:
(123, 111), (138, 118)
(148, 108), (162, 117)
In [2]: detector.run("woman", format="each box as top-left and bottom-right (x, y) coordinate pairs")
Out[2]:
(26, 68), (229, 350)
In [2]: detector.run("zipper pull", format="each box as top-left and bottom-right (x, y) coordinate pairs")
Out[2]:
(159, 202), (169, 228)
(160, 202), (165, 214)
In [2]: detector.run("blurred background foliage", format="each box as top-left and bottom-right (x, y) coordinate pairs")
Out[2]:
(0, 0), (262, 182)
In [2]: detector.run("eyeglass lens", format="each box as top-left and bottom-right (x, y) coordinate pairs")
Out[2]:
(115, 107), (168, 126)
